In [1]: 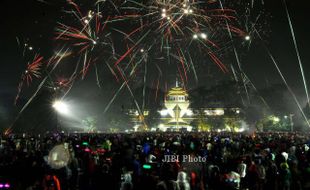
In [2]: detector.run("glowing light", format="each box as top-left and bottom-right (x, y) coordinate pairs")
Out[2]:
(140, 48), (144, 53)
(167, 16), (171, 20)
(161, 13), (166, 18)
(133, 125), (139, 132)
(272, 116), (280, 122)
(205, 109), (224, 116)
(158, 124), (167, 132)
(135, 110), (139, 116)
(184, 8), (193, 14)
(143, 164), (152, 169)
(186, 109), (193, 116)
(187, 126), (193, 132)
(29, 46), (33, 50)
(214, 109), (224, 115)
(236, 110), (240, 114)
(235, 128), (245, 133)
(193, 34), (198, 39)
(84, 19), (89, 24)
(160, 110), (168, 116)
(52, 100), (69, 115)
(200, 33), (207, 39)
(245, 35), (251, 41)
(162, 8), (166, 13)
(88, 10), (93, 18)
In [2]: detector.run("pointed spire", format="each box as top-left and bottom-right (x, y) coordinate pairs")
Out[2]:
(176, 77), (179, 87)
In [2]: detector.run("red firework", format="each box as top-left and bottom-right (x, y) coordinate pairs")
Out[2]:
(15, 54), (44, 104)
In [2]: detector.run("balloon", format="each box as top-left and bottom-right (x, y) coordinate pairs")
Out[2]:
(47, 144), (70, 169)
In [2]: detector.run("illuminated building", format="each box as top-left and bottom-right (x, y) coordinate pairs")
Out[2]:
(158, 82), (194, 131)
(156, 82), (242, 132)
(127, 82), (242, 132)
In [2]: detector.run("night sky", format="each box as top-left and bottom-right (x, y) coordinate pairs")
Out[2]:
(0, 0), (310, 129)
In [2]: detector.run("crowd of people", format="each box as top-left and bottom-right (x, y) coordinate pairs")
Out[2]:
(1, 131), (310, 190)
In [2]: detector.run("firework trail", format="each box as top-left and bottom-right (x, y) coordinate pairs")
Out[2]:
(283, 0), (309, 107)
(54, 0), (250, 113)
(55, 0), (129, 84)
(221, 0), (270, 53)
(103, 66), (143, 117)
(117, 0), (244, 88)
(218, 0), (249, 103)
(15, 53), (44, 105)
(8, 48), (70, 134)
(55, 12), (112, 80)
(241, 69), (270, 109)
(256, 30), (310, 128)
(98, 0), (249, 112)
(142, 59), (147, 112)
(10, 0), (274, 133)
(218, 0), (270, 105)
(45, 74), (75, 97)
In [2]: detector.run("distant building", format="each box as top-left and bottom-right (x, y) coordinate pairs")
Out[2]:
(158, 83), (194, 132)
(127, 82), (242, 132)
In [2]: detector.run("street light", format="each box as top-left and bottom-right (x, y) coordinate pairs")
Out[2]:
(52, 100), (69, 115)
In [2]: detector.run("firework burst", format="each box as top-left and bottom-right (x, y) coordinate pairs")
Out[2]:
(114, 0), (246, 89)
(15, 53), (44, 105)
(54, 0), (125, 82)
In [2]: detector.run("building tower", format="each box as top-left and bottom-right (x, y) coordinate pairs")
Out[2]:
(158, 81), (193, 131)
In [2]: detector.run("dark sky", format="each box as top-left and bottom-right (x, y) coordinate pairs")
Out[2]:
(0, 0), (310, 128)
